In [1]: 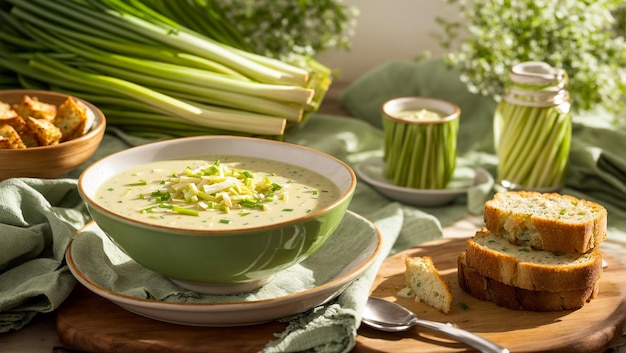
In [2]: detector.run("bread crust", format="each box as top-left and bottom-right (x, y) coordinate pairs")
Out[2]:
(458, 252), (599, 311)
(465, 229), (603, 292)
(484, 191), (607, 254)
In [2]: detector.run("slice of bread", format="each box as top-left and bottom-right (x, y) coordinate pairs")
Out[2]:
(458, 252), (599, 311)
(404, 256), (453, 314)
(465, 229), (603, 292)
(484, 191), (607, 254)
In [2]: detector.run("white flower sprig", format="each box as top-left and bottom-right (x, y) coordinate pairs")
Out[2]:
(437, 0), (626, 121)
(218, 0), (359, 59)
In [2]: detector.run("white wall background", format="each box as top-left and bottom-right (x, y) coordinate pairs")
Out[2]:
(317, 0), (461, 83)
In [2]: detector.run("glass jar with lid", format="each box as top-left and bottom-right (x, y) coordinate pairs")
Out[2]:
(494, 61), (571, 190)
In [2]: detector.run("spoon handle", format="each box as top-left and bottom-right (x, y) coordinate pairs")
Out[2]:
(413, 319), (509, 353)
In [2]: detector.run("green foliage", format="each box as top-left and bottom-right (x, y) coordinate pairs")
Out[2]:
(436, 0), (626, 120)
(216, 0), (359, 59)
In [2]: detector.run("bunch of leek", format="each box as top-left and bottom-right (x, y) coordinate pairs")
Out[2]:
(493, 62), (572, 189)
(0, 0), (334, 139)
(383, 117), (459, 189)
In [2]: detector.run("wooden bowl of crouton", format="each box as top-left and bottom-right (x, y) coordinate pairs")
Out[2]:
(0, 89), (106, 180)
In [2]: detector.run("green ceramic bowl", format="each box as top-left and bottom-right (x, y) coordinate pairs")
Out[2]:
(78, 136), (356, 294)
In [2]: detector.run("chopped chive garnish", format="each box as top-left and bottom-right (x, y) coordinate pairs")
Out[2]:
(239, 199), (261, 208)
(140, 206), (156, 213)
(219, 219), (232, 224)
(171, 205), (199, 216)
(282, 208), (294, 212)
(151, 190), (171, 202)
(129, 180), (147, 186)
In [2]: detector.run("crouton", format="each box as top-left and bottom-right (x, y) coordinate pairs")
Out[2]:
(54, 97), (88, 142)
(0, 124), (26, 149)
(0, 103), (29, 133)
(0, 102), (15, 118)
(0, 115), (28, 133)
(26, 116), (62, 146)
(12, 95), (57, 121)
(19, 131), (40, 148)
(0, 95), (91, 149)
(0, 137), (12, 149)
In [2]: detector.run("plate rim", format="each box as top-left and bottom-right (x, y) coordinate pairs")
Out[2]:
(354, 157), (471, 197)
(65, 210), (383, 323)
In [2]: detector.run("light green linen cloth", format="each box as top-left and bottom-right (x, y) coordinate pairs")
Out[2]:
(0, 178), (88, 332)
(0, 58), (624, 353)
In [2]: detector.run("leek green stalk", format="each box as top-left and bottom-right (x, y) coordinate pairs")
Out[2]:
(494, 61), (572, 190)
(383, 112), (459, 189)
(0, 0), (333, 138)
(494, 102), (571, 188)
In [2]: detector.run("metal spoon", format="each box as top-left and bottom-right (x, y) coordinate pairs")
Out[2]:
(362, 296), (509, 353)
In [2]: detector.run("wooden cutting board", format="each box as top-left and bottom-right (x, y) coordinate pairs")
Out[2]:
(56, 284), (287, 353)
(56, 238), (626, 353)
(354, 238), (626, 353)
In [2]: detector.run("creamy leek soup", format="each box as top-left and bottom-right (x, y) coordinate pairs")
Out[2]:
(95, 155), (341, 230)
(392, 109), (443, 122)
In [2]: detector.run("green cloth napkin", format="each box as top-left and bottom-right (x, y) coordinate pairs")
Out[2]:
(0, 178), (89, 332)
(0, 130), (156, 333)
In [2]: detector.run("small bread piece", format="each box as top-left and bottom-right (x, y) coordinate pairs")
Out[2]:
(0, 103), (28, 133)
(54, 97), (88, 141)
(465, 229), (603, 292)
(0, 115), (27, 133)
(484, 191), (607, 254)
(0, 124), (26, 149)
(458, 252), (599, 311)
(1, 102), (18, 119)
(0, 102), (12, 115)
(0, 138), (11, 149)
(18, 131), (40, 148)
(404, 256), (453, 314)
(25, 116), (62, 146)
(12, 95), (57, 121)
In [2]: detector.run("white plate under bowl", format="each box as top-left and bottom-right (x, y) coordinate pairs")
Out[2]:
(355, 157), (492, 207)
(65, 210), (382, 327)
